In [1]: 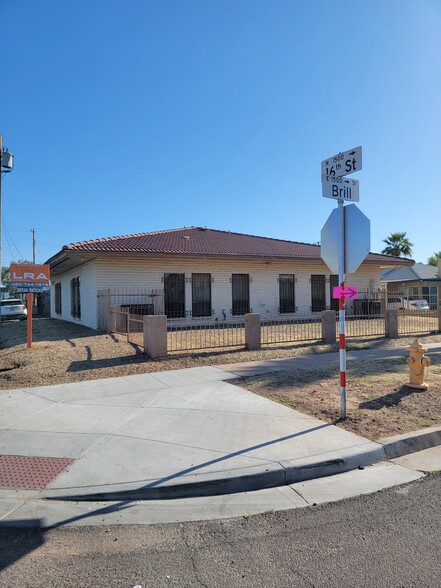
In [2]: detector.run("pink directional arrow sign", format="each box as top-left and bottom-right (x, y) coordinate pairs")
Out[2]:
(333, 285), (358, 299)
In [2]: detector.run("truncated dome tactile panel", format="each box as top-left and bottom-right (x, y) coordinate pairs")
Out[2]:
(0, 455), (75, 490)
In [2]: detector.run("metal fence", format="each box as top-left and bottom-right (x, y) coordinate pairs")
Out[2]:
(106, 286), (440, 355)
(261, 316), (322, 345)
(98, 288), (163, 330)
(398, 310), (439, 335)
(110, 307), (145, 348)
(345, 316), (386, 338)
(344, 291), (386, 338)
(388, 289), (438, 310)
(167, 320), (246, 352)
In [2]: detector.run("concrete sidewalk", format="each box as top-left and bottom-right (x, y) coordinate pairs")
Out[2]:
(1, 344), (440, 526)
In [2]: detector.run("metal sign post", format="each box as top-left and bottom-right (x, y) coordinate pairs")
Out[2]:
(27, 293), (33, 349)
(337, 199), (347, 419)
(320, 146), (369, 420)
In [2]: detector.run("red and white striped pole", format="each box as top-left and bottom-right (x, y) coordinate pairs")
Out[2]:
(338, 198), (347, 419)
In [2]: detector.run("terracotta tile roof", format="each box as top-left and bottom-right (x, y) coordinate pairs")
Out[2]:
(59, 226), (411, 265)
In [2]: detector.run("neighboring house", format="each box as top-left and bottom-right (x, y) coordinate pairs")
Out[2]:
(46, 227), (412, 330)
(380, 262), (441, 310)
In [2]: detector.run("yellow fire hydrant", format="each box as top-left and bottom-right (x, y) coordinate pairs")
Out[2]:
(406, 339), (431, 390)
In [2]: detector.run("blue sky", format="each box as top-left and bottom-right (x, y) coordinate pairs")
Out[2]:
(1, 0), (440, 266)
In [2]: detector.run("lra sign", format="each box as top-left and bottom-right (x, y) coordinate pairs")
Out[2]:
(8, 263), (51, 350)
(10, 263), (51, 292)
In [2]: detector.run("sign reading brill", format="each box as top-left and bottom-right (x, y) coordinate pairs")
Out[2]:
(322, 176), (359, 202)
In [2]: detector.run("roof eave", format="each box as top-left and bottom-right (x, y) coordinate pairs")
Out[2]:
(47, 247), (413, 273)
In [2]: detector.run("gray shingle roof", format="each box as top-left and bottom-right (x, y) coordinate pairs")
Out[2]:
(412, 263), (439, 279)
(381, 263), (438, 282)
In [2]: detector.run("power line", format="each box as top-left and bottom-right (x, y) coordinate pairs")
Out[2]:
(3, 224), (24, 261)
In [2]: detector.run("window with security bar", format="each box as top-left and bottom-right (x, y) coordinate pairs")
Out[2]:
(311, 274), (326, 312)
(71, 277), (81, 319)
(279, 274), (296, 313)
(164, 273), (186, 318)
(330, 275), (339, 311)
(232, 274), (250, 315)
(192, 273), (212, 317)
(55, 283), (62, 315)
(422, 286), (438, 309)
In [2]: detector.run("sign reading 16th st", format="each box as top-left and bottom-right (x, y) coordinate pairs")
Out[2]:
(321, 146), (362, 179)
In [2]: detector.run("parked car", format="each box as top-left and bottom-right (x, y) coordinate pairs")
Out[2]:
(0, 298), (28, 321)
(387, 296), (430, 311)
(405, 299), (430, 311)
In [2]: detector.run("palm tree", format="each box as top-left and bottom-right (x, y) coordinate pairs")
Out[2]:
(381, 232), (413, 257)
(428, 251), (441, 266)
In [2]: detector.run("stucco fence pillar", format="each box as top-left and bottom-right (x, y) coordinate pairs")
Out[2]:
(321, 310), (337, 344)
(385, 309), (398, 338)
(143, 315), (168, 358)
(245, 313), (261, 351)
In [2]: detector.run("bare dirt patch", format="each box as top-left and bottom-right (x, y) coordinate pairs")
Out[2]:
(1, 318), (441, 442)
(237, 354), (441, 440)
(0, 318), (340, 390)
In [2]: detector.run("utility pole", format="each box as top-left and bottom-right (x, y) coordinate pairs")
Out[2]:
(31, 228), (36, 263)
(0, 135), (14, 289)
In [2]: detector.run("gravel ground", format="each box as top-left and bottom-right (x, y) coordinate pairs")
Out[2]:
(1, 318), (441, 440)
(0, 318), (341, 389)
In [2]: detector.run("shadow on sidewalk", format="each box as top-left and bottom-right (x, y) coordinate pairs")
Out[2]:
(45, 422), (334, 529)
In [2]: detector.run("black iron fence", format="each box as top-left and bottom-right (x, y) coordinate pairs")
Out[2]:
(398, 310), (439, 335)
(98, 288), (163, 330)
(106, 288), (441, 355)
(167, 320), (246, 352)
(261, 316), (322, 344)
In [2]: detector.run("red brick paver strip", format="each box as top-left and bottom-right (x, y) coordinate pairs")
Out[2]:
(0, 455), (74, 490)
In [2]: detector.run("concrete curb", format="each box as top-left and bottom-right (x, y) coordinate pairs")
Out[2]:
(47, 445), (387, 502)
(379, 425), (441, 460)
(46, 427), (441, 503)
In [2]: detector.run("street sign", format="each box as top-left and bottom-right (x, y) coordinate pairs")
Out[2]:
(322, 176), (359, 201)
(345, 204), (370, 273)
(320, 204), (370, 274)
(319, 146), (364, 421)
(321, 146), (362, 178)
(320, 208), (339, 274)
(333, 285), (358, 299)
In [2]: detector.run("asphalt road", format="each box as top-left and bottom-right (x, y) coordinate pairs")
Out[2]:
(1, 473), (440, 588)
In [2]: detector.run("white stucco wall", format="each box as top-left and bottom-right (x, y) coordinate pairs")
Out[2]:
(50, 261), (98, 329)
(50, 255), (382, 330)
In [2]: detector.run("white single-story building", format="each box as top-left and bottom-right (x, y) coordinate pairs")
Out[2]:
(46, 226), (412, 330)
